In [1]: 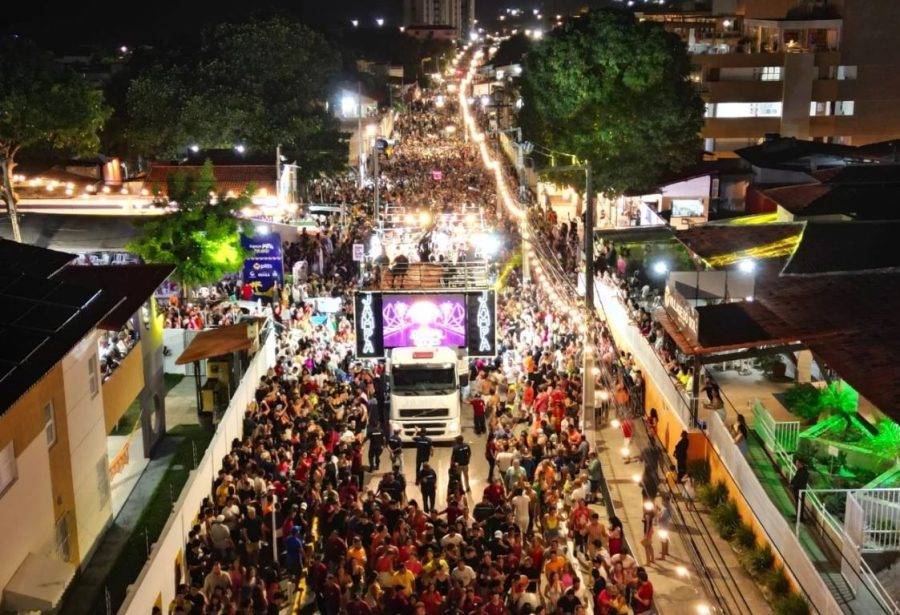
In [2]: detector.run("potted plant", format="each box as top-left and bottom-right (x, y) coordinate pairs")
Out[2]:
(754, 354), (787, 381)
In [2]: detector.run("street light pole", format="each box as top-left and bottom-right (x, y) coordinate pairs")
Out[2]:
(357, 82), (364, 189)
(373, 144), (381, 230)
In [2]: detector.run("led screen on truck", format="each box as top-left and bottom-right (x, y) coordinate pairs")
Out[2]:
(382, 293), (466, 348)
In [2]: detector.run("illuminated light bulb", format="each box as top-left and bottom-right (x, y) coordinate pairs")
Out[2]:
(120, 187), (128, 194)
(631, 473), (643, 484)
(610, 418), (621, 429)
(643, 500), (654, 511)
(676, 565), (688, 577)
(658, 529), (670, 541)
(141, 188), (150, 196)
(621, 447), (631, 458)
(418, 211), (431, 225)
(696, 606), (711, 615)
(102, 186), (111, 194)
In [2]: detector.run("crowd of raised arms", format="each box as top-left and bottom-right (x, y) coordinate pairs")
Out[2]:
(162, 79), (657, 615)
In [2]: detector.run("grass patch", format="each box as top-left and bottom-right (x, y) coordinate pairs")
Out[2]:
(93, 423), (213, 613)
(110, 397), (143, 436)
(165, 373), (185, 392)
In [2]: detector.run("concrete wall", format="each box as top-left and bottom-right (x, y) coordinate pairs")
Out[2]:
(62, 332), (113, 567)
(0, 429), (58, 608)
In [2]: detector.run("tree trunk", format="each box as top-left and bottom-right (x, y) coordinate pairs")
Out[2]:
(0, 154), (22, 242)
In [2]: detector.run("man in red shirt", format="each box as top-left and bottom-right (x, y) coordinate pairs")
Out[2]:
(471, 396), (486, 435)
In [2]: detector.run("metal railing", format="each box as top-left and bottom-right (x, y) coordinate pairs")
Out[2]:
(801, 489), (900, 614)
(806, 488), (900, 553)
(751, 400), (798, 481)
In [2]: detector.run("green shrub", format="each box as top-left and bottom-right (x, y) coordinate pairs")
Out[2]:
(783, 383), (821, 422)
(773, 593), (810, 615)
(732, 522), (757, 551)
(711, 500), (741, 540)
(743, 543), (776, 577)
(763, 567), (791, 595)
(698, 480), (729, 508)
(686, 459), (711, 484)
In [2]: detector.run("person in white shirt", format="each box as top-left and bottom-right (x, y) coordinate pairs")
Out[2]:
(451, 560), (477, 587)
(511, 488), (532, 535)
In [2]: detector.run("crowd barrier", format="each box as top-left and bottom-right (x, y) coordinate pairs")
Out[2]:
(117, 331), (277, 614)
(594, 283), (693, 429)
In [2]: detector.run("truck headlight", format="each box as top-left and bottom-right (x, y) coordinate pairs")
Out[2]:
(448, 418), (459, 433)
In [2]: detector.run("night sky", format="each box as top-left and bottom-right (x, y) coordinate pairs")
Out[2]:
(3, 0), (405, 51)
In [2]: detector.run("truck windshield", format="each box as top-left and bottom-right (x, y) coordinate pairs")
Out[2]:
(392, 365), (456, 393)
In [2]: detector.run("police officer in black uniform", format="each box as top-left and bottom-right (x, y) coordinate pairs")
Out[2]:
(419, 462), (438, 512)
(388, 428), (403, 471)
(413, 427), (433, 484)
(451, 435), (473, 493)
(366, 422), (384, 471)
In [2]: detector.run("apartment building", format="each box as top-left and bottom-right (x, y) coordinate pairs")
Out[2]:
(638, 0), (900, 156)
(403, 0), (475, 38)
(0, 240), (171, 611)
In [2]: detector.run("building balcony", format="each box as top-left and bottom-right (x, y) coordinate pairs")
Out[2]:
(701, 80), (783, 103)
(702, 117), (782, 139)
(101, 340), (145, 433)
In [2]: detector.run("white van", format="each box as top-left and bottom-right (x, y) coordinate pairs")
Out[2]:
(387, 346), (462, 440)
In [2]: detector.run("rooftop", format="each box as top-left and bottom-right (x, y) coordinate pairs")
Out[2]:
(56, 264), (175, 329)
(0, 240), (174, 412)
(735, 137), (868, 172)
(763, 165), (900, 219)
(782, 221), (900, 275)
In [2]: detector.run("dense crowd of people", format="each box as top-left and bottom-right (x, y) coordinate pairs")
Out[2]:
(160, 55), (664, 615)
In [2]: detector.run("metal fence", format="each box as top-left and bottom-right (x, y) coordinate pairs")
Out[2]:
(751, 400), (799, 480)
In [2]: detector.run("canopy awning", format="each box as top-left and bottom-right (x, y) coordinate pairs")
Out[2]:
(3, 552), (77, 611)
(175, 322), (257, 365)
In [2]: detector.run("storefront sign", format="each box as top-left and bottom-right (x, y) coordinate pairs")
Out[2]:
(352, 243), (365, 262)
(241, 233), (283, 300)
(664, 284), (699, 338)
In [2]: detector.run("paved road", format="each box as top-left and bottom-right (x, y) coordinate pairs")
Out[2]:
(361, 400), (490, 511)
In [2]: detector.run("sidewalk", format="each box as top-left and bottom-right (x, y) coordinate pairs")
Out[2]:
(592, 418), (769, 615)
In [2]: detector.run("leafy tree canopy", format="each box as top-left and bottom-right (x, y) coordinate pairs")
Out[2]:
(0, 36), (110, 159)
(516, 9), (704, 195)
(126, 17), (346, 178)
(127, 160), (249, 289)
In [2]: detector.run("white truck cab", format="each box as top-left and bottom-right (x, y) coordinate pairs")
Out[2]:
(387, 346), (462, 441)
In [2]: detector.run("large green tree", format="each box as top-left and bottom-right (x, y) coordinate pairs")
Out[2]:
(0, 37), (110, 241)
(127, 161), (249, 292)
(127, 17), (346, 178)
(516, 9), (704, 195)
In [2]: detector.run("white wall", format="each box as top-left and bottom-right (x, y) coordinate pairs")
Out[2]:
(0, 436), (58, 604)
(62, 332), (112, 565)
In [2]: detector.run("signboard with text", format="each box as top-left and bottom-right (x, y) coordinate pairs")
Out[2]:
(241, 233), (283, 300)
(352, 290), (497, 358)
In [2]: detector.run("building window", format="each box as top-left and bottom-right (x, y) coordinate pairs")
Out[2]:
(837, 65), (857, 80)
(0, 443), (17, 498)
(834, 100), (855, 116)
(56, 515), (70, 562)
(713, 102), (782, 118)
(759, 66), (782, 81)
(44, 403), (56, 448)
(810, 101), (832, 116)
(88, 355), (99, 398)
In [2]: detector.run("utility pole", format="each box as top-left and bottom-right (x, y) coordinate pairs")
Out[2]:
(275, 144), (282, 206)
(583, 161), (595, 415)
(357, 82), (364, 189)
(373, 143), (381, 230)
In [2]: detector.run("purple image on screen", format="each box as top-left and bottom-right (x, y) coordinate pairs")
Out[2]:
(382, 294), (466, 348)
